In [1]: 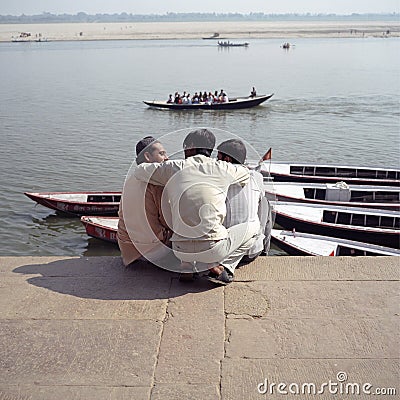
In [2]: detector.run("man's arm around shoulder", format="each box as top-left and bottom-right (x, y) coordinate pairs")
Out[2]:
(133, 160), (183, 186)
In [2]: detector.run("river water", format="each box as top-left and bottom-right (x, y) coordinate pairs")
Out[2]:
(1, 37), (399, 255)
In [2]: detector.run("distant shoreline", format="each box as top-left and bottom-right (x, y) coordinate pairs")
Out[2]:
(1, 20), (399, 42)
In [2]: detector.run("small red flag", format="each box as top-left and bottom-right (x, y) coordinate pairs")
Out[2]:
(329, 250), (335, 256)
(260, 148), (272, 163)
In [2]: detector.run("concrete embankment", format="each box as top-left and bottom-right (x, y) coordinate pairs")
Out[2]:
(0, 256), (398, 399)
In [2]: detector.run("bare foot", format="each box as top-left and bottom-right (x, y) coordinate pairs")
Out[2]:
(208, 265), (224, 276)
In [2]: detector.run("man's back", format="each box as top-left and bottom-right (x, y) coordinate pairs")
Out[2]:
(224, 169), (271, 256)
(134, 154), (249, 241)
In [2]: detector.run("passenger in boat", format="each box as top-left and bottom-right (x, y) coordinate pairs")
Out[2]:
(133, 129), (258, 283)
(192, 92), (199, 104)
(167, 94), (173, 103)
(174, 92), (180, 104)
(118, 136), (178, 268)
(214, 90), (219, 102)
(250, 87), (257, 97)
(217, 139), (271, 274)
(222, 92), (229, 102)
(186, 94), (192, 104)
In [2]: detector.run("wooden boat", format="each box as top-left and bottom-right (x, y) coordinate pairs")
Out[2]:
(260, 162), (400, 186)
(271, 229), (400, 256)
(143, 94), (273, 110)
(203, 33), (225, 40)
(81, 216), (118, 243)
(272, 202), (400, 248)
(264, 181), (400, 210)
(218, 41), (249, 47)
(24, 191), (121, 216)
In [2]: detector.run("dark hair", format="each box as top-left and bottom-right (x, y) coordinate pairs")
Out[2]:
(183, 129), (216, 157)
(217, 139), (247, 164)
(136, 136), (159, 164)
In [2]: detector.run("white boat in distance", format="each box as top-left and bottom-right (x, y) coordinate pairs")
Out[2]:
(259, 162), (400, 186)
(272, 202), (400, 248)
(264, 181), (400, 211)
(271, 229), (400, 256)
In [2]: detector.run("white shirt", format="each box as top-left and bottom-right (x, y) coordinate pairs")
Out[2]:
(134, 154), (249, 242)
(224, 170), (271, 256)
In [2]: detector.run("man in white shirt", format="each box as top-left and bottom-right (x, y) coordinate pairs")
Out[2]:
(133, 129), (260, 281)
(216, 139), (271, 280)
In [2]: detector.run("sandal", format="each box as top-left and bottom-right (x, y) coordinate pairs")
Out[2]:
(207, 268), (233, 286)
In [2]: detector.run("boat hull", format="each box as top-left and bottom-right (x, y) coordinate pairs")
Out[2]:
(270, 173), (399, 186)
(263, 186), (400, 211)
(271, 235), (311, 256)
(25, 192), (121, 216)
(218, 43), (249, 47)
(271, 229), (400, 256)
(143, 94), (273, 110)
(261, 163), (400, 186)
(269, 193), (399, 210)
(81, 216), (118, 243)
(274, 209), (399, 249)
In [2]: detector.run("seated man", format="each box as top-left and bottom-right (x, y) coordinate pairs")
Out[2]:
(217, 139), (271, 274)
(133, 129), (260, 283)
(117, 136), (174, 267)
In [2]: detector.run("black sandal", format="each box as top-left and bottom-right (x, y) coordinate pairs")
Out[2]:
(207, 268), (233, 286)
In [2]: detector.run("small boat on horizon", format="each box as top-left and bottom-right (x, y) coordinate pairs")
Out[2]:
(143, 94), (273, 110)
(24, 191), (121, 216)
(203, 32), (226, 40)
(264, 181), (400, 210)
(273, 202), (400, 248)
(271, 229), (400, 256)
(260, 162), (400, 186)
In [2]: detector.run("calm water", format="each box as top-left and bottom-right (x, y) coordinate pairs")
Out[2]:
(1, 37), (399, 256)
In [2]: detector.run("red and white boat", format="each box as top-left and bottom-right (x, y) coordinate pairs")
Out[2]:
(24, 191), (121, 216)
(271, 229), (400, 256)
(264, 181), (400, 210)
(273, 202), (400, 248)
(259, 162), (400, 186)
(80, 216), (118, 243)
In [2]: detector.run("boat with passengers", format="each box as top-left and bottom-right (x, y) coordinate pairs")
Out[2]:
(144, 94), (273, 110)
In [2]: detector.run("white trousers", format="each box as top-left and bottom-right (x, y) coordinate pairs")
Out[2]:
(172, 221), (260, 274)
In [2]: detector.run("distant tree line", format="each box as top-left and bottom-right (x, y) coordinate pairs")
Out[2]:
(0, 12), (399, 24)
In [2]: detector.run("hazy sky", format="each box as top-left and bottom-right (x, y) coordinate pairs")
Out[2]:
(1, 0), (399, 15)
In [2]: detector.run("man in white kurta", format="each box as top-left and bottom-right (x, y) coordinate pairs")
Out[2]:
(218, 139), (271, 275)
